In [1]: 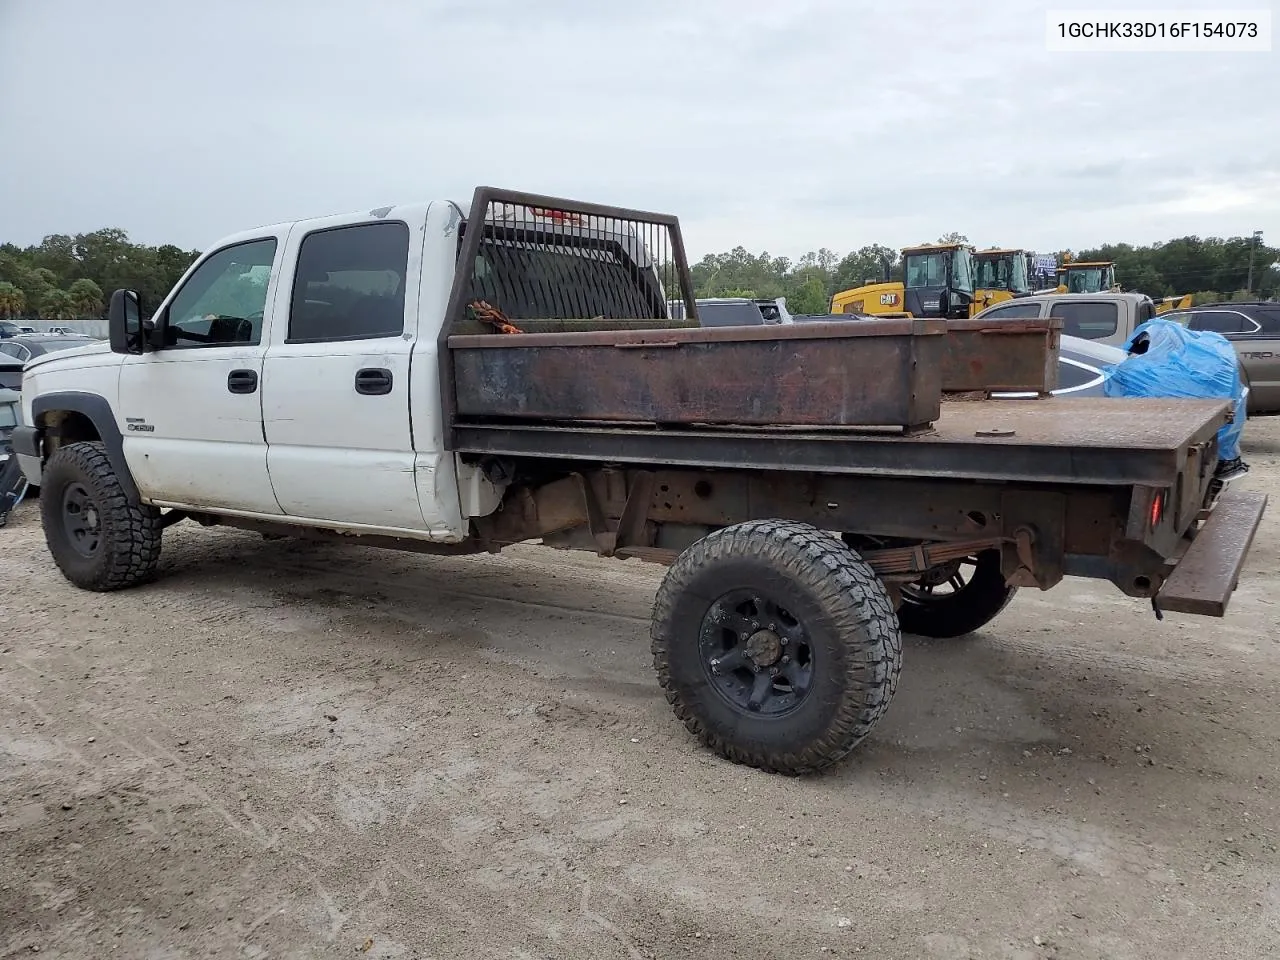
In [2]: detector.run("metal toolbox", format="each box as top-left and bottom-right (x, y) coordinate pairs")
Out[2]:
(448, 318), (949, 430)
(940, 317), (1063, 395)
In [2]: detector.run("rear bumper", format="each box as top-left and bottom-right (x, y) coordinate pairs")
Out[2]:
(1156, 487), (1267, 616)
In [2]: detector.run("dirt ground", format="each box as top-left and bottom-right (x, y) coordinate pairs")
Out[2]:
(2, 424), (1279, 960)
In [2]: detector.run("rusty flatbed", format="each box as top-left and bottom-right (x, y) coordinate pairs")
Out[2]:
(454, 397), (1232, 488)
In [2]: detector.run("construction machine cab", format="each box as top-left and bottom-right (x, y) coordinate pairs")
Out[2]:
(901, 243), (974, 319)
(974, 249), (1031, 295)
(1058, 261), (1118, 294)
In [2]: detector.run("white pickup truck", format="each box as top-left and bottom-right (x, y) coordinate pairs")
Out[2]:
(11, 187), (1266, 776)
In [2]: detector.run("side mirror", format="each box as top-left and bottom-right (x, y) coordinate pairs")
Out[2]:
(108, 289), (144, 354)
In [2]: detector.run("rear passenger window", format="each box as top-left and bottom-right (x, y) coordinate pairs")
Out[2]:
(698, 303), (767, 326)
(1050, 302), (1118, 339)
(288, 222), (410, 343)
(1188, 311), (1247, 334)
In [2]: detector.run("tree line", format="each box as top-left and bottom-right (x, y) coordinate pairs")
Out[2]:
(0, 230), (199, 320)
(0, 226), (1275, 321)
(688, 233), (1280, 315)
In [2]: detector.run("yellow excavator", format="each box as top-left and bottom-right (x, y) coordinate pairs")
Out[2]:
(829, 242), (976, 318)
(829, 243), (1035, 318)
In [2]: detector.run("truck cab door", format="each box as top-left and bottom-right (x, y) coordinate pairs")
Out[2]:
(261, 212), (427, 532)
(117, 234), (284, 514)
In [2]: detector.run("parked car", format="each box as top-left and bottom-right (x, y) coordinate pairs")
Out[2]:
(0, 320), (23, 338)
(0, 385), (28, 525)
(1160, 302), (1280, 415)
(0, 386), (18, 449)
(0, 335), (98, 390)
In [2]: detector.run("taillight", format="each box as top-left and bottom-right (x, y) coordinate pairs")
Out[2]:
(1150, 490), (1166, 529)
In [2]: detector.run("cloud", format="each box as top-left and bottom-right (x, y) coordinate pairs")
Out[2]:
(0, 0), (1275, 262)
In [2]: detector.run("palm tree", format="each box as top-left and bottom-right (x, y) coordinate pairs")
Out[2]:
(67, 278), (104, 318)
(0, 282), (24, 318)
(42, 289), (75, 321)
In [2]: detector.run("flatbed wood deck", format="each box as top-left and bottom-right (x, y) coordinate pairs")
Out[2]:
(453, 397), (1232, 487)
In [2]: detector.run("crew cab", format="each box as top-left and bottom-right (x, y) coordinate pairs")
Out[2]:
(11, 187), (1268, 777)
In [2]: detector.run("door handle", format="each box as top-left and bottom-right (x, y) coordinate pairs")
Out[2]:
(227, 369), (258, 394)
(355, 367), (393, 396)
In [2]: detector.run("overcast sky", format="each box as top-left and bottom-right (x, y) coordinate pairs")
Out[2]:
(1, 0), (1276, 261)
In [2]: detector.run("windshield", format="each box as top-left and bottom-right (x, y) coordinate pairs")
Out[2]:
(974, 254), (1028, 293)
(1066, 267), (1108, 293)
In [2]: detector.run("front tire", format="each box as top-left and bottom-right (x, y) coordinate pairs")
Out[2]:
(40, 441), (162, 591)
(651, 519), (902, 775)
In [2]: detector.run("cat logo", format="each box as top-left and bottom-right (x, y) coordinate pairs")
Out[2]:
(879, 292), (900, 306)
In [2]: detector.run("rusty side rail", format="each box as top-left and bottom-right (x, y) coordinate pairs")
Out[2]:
(448, 319), (949, 430)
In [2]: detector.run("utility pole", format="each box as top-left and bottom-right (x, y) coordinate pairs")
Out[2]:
(1247, 230), (1263, 296)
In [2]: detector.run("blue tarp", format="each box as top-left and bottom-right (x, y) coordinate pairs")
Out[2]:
(1102, 318), (1246, 461)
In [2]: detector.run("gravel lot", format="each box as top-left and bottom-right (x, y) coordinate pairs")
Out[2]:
(3, 421), (1279, 959)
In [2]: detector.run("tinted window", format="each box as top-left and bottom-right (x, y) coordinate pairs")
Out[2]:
(980, 301), (1043, 319)
(289, 222), (410, 343)
(1050, 301), (1118, 339)
(0, 343), (25, 360)
(1188, 311), (1247, 334)
(1057, 357), (1104, 390)
(1251, 308), (1280, 333)
(167, 239), (278, 348)
(698, 302), (766, 327)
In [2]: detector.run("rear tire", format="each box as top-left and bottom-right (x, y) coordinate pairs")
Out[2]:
(894, 549), (1015, 638)
(651, 519), (902, 775)
(40, 441), (162, 591)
